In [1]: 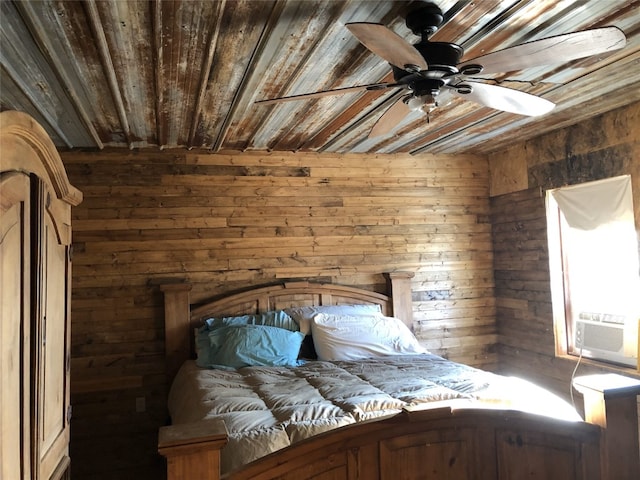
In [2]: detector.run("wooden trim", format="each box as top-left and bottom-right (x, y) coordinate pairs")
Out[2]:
(160, 283), (192, 383)
(48, 456), (71, 480)
(387, 271), (415, 329)
(0, 111), (82, 207)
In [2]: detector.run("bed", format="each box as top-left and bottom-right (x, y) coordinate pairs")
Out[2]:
(157, 273), (640, 480)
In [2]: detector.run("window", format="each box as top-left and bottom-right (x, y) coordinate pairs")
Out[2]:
(546, 175), (640, 367)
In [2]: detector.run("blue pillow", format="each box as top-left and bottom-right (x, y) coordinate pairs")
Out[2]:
(204, 310), (298, 331)
(205, 325), (305, 368)
(195, 325), (214, 368)
(195, 310), (299, 368)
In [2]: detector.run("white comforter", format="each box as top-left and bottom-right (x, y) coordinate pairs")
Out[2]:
(168, 354), (580, 474)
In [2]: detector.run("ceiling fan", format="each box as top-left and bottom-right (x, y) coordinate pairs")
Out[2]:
(255, 2), (626, 137)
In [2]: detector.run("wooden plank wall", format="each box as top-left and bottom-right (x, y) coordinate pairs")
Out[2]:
(490, 101), (640, 401)
(63, 151), (495, 479)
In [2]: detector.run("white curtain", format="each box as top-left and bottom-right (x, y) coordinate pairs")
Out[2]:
(551, 175), (633, 230)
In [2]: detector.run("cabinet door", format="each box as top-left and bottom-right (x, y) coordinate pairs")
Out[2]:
(1, 172), (32, 480)
(380, 428), (480, 480)
(496, 429), (598, 480)
(33, 180), (72, 480)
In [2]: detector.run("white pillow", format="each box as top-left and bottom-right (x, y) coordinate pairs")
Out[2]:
(284, 304), (383, 335)
(311, 313), (427, 361)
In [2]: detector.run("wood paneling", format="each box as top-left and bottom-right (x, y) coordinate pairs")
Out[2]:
(64, 149), (493, 479)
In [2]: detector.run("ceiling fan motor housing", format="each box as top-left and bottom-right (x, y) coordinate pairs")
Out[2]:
(392, 41), (463, 96)
(414, 41), (463, 71)
(406, 3), (444, 37)
(395, 2), (465, 96)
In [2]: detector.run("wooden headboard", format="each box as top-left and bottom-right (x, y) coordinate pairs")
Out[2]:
(160, 272), (414, 382)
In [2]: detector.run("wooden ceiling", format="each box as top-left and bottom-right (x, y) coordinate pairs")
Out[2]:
(1, 0), (639, 155)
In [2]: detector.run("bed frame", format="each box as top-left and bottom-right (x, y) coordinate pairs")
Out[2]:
(157, 273), (640, 480)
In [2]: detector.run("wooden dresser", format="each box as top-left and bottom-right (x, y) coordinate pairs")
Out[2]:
(1, 111), (82, 479)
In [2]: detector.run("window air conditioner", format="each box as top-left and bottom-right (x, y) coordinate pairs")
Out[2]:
(575, 313), (636, 367)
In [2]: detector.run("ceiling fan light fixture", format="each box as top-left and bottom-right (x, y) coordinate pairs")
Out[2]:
(407, 94), (437, 112)
(407, 96), (424, 111)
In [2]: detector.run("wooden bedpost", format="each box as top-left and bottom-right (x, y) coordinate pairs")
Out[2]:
(573, 373), (640, 480)
(386, 271), (415, 329)
(159, 418), (228, 480)
(160, 283), (192, 382)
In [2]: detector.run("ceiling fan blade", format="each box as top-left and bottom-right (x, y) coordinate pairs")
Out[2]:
(255, 82), (399, 105)
(369, 96), (411, 138)
(346, 23), (428, 71)
(449, 81), (555, 116)
(459, 26), (626, 75)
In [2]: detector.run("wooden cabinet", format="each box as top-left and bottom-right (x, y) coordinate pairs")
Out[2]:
(1, 111), (82, 479)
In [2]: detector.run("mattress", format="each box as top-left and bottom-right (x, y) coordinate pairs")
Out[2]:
(168, 354), (580, 474)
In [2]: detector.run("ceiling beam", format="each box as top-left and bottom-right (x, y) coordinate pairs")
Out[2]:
(151, 0), (165, 148)
(84, 0), (133, 149)
(187, 0), (226, 149)
(0, 62), (73, 148)
(210, 0), (288, 152)
(15, 1), (104, 149)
